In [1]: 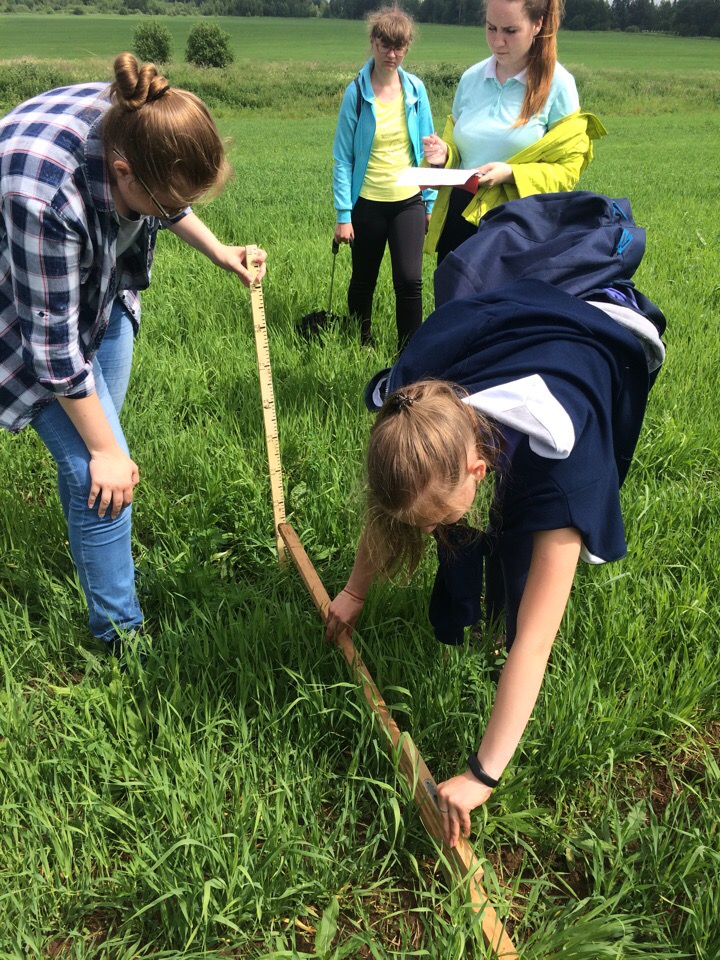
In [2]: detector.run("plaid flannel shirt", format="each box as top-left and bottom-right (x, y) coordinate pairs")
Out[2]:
(0, 83), (161, 433)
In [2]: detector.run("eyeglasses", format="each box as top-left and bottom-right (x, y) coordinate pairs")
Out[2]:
(112, 148), (185, 220)
(375, 39), (408, 55)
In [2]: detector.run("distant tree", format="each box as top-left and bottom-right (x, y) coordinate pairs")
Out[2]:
(401, 0), (422, 16)
(627, 0), (655, 29)
(352, 0), (380, 16)
(565, 0), (611, 29)
(655, 0), (674, 31)
(133, 19), (173, 63)
(416, 0), (438, 22)
(673, 0), (720, 35)
(611, 0), (630, 28)
(185, 20), (235, 66)
(230, 0), (262, 13)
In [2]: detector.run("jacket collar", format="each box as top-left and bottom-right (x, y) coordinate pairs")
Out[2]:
(358, 58), (419, 105)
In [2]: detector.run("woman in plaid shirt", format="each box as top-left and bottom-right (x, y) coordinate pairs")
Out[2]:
(0, 52), (266, 653)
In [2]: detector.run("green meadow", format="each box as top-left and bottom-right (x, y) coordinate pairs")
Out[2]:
(1, 14), (719, 70)
(0, 18), (719, 959)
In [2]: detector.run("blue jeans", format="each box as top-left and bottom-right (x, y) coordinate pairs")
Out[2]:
(32, 299), (143, 644)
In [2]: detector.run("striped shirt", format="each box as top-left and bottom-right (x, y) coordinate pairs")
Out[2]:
(0, 83), (160, 433)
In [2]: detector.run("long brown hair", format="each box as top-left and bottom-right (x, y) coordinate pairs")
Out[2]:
(485, 0), (565, 125)
(101, 52), (231, 208)
(364, 380), (497, 578)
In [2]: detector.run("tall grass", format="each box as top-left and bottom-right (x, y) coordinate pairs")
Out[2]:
(0, 33), (719, 958)
(2, 51), (719, 119)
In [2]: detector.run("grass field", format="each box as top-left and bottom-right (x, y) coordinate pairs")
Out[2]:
(0, 14), (719, 71)
(0, 20), (719, 959)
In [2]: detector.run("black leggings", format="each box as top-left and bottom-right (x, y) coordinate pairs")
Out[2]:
(349, 193), (426, 352)
(435, 187), (479, 265)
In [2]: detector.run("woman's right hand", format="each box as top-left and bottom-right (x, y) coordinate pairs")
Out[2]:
(334, 222), (354, 246)
(422, 134), (448, 167)
(56, 394), (140, 520)
(88, 449), (139, 519)
(325, 587), (365, 642)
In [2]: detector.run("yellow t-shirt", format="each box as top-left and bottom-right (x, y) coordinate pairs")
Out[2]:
(360, 93), (418, 203)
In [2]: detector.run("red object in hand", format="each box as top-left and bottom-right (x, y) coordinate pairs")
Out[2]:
(460, 173), (480, 195)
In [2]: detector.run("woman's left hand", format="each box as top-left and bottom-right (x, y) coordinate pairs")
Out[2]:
(213, 244), (268, 286)
(474, 161), (514, 189)
(436, 770), (493, 848)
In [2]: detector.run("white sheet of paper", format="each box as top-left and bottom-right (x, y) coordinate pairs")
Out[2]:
(395, 167), (478, 187)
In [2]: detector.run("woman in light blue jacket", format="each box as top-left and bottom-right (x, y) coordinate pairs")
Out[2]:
(333, 6), (435, 353)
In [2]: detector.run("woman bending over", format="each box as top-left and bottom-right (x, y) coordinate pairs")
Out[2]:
(327, 276), (666, 847)
(0, 53), (267, 652)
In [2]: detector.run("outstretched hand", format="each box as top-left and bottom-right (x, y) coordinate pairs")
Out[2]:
(436, 770), (493, 848)
(325, 588), (364, 642)
(213, 244), (267, 287)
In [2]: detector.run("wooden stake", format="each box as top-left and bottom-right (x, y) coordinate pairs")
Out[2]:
(246, 244), (286, 564)
(278, 522), (519, 958)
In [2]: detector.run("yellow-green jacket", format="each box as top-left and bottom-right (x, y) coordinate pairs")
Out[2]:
(424, 110), (608, 256)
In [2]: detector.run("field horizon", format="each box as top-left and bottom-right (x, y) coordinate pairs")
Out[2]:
(0, 21), (719, 959)
(1, 13), (720, 70)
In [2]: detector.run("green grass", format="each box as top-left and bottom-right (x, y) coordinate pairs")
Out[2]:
(1, 14), (719, 71)
(1, 25), (720, 959)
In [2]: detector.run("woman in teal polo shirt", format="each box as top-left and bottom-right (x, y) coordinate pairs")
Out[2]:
(423, 0), (598, 262)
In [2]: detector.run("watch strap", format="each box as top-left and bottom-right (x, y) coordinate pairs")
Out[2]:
(467, 752), (500, 788)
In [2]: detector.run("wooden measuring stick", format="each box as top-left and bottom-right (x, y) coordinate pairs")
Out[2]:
(246, 244), (286, 564)
(278, 522), (519, 958)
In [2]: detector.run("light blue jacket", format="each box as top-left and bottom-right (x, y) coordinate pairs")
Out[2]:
(332, 59), (437, 223)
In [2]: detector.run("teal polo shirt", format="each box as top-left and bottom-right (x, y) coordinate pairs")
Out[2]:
(452, 56), (580, 168)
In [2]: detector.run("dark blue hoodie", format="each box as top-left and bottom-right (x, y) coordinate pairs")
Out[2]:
(365, 278), (663, 644)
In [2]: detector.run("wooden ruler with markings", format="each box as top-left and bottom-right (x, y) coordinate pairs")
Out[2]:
(247, 244), (286, 564)
(278, 521), (519, 958)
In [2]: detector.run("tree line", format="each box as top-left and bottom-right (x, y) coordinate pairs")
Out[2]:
(4, 0), (720, 40)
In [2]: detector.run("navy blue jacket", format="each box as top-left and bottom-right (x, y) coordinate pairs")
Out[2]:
(366, 278), (659, 644)
(434, 191), (666, 337)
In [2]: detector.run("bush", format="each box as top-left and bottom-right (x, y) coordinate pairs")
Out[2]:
(133, 20), (173, 64)
(0, 60), (68, 109)
(185, 21), (234, 68)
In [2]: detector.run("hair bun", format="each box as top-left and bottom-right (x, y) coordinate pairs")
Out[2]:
(112, 52), (167, 111)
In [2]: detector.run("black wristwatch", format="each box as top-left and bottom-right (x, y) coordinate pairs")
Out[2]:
(467, 752), (501, 789)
